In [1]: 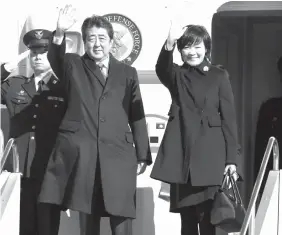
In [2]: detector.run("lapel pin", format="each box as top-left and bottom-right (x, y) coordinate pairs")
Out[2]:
(203, 66), (209, 72)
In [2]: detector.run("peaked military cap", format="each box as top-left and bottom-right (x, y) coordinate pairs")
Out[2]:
(23, 29), (52, 49)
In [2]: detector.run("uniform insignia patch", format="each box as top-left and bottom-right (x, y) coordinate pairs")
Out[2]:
(47, 96), (64, 102)
(34, 30), (43, 39)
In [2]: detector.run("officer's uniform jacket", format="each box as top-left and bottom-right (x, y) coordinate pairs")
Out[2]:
(1, 64), (67, 180)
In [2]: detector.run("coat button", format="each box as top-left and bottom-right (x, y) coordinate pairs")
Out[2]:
(100, 118), (105, 122)
(32, 125), (36, 130)
(54, 105), (58, 108)
(35, 104), (39, 107)
(31, 136), (35, 140)
(101, 96), (106, 100)
(33, 114), (37, 118)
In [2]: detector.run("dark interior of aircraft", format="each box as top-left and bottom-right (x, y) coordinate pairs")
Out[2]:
(212, 1), (282, 234)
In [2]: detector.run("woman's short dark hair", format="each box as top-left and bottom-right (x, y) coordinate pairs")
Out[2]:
(81, 15), (114, 42)
(177, 25), (211, 59)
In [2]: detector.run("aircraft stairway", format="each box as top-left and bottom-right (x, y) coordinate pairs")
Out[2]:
(0, 131), (281, 235)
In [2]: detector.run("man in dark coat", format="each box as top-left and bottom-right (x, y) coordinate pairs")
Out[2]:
(1, 29), (67, 235)
(254, 57), (282, 193)
(38, 5), (152, 235)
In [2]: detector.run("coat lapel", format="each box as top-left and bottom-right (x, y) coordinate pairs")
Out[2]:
(181, 66), (196, 105)
(21, 76), (37, 98)
(182, 59), (215, 108)
(82, 53), (106, 87)
(202, 72), (215, 106)
(104, 55), (125, 93)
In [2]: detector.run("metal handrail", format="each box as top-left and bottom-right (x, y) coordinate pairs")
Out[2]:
(240, 136), (280, 235)
(0, 129), (4, 155)
(0, 138), (20, 174)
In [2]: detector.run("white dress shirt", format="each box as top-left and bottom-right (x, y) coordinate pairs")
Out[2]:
(34, 70), (53, 91)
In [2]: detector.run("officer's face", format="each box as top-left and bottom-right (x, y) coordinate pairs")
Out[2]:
(181, 40), (206, 66)
(84, 26), (113, 62)
(29, 48), (51, 73)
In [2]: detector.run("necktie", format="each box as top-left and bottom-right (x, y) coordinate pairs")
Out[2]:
(98, 63), (108, 79)
(37, 80), (45, 93)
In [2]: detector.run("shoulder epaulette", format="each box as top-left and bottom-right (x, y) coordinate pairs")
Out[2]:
(3, 75), (28, 83)
(9, 75), (28, 80)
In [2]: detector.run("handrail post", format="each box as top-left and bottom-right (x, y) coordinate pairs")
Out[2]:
(273, 139), (279, 171)
(12, 144), (19, 173)
(0, 138), (20, 174)
(249, 207), (255, 235)
(240, 137), (277, 235)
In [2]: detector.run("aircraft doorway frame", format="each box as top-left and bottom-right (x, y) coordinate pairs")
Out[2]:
(211, 1), (282, 209)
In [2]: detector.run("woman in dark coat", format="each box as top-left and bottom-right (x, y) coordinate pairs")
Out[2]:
(150, 22), (238, 235)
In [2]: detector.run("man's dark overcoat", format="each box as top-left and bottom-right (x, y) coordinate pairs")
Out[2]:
(150, 44), (238, 188)
(38, 35), (152, 218)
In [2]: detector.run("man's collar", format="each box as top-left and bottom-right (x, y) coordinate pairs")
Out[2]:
(33, 69), (57, 85)
(96, 55), (110, 69)
(42, 70), (53, 84)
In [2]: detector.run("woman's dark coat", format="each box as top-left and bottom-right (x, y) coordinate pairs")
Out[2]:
(150, 44), (238, 187)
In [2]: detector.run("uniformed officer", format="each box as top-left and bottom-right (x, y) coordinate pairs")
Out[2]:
(1, 29), (67, 235)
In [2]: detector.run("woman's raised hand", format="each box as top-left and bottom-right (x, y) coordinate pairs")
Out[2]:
(166, 20), (187, 50)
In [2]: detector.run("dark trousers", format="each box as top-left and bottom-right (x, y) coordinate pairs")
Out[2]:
(180, 200), (215, 235)
(20, 178), (61, 235)
(79, 159), (133, 235)
(80, 214), (132, 235)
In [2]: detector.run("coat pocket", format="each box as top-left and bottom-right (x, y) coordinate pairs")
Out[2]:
(207, 115), (222, 127)
(59, 120), (81, 132)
